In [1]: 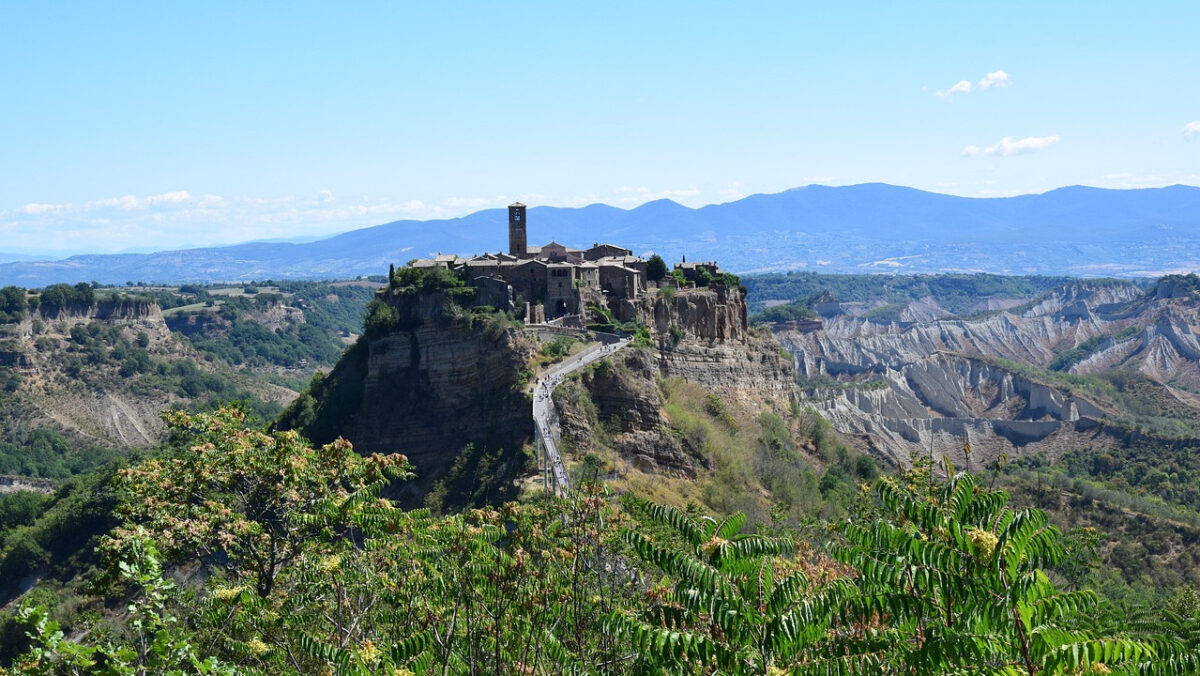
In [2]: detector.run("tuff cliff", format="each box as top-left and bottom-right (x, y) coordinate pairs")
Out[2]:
(553, 348), (698, 478)
(0, 299), (182, 447)
(277, 290), (537, 498)
(624, 284), (794, 399)
(553, 284), (798, 479)
(281, 282), (802, 501)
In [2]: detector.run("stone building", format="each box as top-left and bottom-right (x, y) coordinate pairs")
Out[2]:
(407, 202), (701, 322)
(674, 259), (722, 282)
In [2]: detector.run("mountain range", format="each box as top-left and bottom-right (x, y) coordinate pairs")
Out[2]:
(4, 183), (1199, 286)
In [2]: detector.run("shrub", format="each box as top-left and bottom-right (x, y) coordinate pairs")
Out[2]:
(646, 254), (668, 282)
(362, 300), (399, 338)
(0, 286), (27, 323)
(541, 336), (576, 359)
(668, 322), (685, 344)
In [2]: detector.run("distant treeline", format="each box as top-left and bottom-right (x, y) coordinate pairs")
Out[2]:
(0, 283), (100, 322)
(0, 283), (166, 323)
(743, 271), (1143, 316)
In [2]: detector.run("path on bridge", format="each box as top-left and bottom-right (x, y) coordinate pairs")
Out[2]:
(533, 335), (631, 497)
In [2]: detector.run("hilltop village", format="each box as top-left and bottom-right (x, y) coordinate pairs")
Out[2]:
(407, 203), (725, 323)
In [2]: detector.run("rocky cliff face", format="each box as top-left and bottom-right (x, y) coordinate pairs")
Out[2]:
(811, 352), (1112, 468)
(283, 291), (537, 494)
(550, 285), (798, 478)
(635, 283), (748, 343)
(626, 285), (795, 399)
(166, 299), (304, 337)
(791, 283), (1145, 377)
(350, 322), (533, 469)
(553, 349), (697, 477)
(774, 281), (1200, 468)
(0, 301), (181, 447)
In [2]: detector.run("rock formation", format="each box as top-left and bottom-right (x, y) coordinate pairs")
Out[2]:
(774, 280), (1200, 469)
(287, 280), (799, 495)
(0, 300), (181, 446)
(279, 290), (537, 495)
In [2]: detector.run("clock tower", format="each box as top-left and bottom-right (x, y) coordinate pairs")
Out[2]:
(508, 202), (527, 257)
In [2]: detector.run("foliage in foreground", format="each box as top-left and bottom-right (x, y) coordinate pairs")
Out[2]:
(4, 407), (1199, 674)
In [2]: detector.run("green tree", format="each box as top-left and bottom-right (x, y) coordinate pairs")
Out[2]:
(0, 286), (27, 323)
(646, 254), (669, 282)
(607, 498), (860, 674)
(8, 531), (238, 675)
(110, 406), (411, 597)
(829, 471), (1198, 674)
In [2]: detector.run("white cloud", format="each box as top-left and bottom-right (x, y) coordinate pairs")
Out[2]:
(87, 190), (193, 210)
(978, 70), (1010, 90)
(1101, 173), (1175, 189)
(935, 80), (974, 99)
(18, 202), (69, 215)
(1183, 121), (1200, 137)
(934, 70), (1010, 98)
(145, 190), (192, 205)
(1, 185), (731, 255)
(963, 135), (1060, 157)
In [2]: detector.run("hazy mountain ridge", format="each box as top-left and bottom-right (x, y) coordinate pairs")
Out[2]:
(4, 183), (1200, 286)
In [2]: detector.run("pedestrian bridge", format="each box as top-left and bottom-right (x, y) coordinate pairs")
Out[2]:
(531, 336), (631, 497)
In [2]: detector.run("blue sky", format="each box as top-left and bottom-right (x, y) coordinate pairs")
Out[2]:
(2, 1), (1198, 256)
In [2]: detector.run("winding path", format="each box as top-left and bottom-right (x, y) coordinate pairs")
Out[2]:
(532, 334), (631, 497)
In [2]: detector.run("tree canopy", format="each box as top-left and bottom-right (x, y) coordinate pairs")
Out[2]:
(5, 409), (1198, 674)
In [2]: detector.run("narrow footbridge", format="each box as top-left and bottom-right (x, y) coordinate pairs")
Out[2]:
(532, 334), (631, 497)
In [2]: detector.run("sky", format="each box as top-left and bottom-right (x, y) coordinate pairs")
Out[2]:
(1, 1), (1198, 257)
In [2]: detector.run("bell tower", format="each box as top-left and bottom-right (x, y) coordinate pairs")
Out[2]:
(508, 202), (527, 257)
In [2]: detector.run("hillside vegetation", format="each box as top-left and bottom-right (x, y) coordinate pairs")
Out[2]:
(2, 407), (1198, 674)
(0, 280), (373, 480)
(2, 271), (1200, 673)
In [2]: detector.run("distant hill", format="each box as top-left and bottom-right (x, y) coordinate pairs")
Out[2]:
(3, 183), (1199, 286)
(0, 252), (49, 264)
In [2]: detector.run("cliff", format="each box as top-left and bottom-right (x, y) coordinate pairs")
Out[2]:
(553, 348), (698, 478)
(277, 291), (537, 498)
(774, 281), (1200, 469)
(551, 285), (801, 483)
(282, 281), (807, 503)
(624, 284), (795, 399)
(0, 300), (181, 447)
